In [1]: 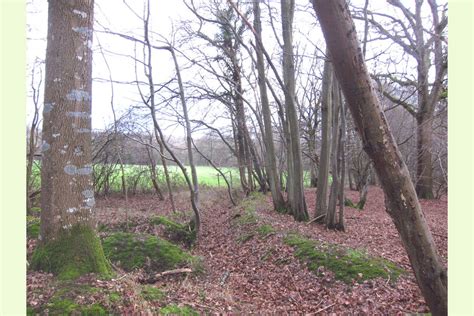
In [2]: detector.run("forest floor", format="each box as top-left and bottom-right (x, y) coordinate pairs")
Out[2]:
(27, 186), (447, 314)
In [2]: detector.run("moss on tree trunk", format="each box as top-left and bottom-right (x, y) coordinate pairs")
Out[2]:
(31, 225), (111, 280)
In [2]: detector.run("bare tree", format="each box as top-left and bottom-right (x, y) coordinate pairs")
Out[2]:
(354, 0), (448, 199)
(311, 1), (446, 314)
(253, 0), (286, 211)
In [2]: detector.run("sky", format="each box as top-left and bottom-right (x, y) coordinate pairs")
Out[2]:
(26, 0), (445, 137)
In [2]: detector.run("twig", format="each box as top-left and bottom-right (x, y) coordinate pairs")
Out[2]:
(154, 268), (192, 278)
(285, 266), (303, 301)
(315, 303), (335, 314)
(307, 213), (326, 225)
(220, 270), (230, 286)
(432, 232), (447, 239)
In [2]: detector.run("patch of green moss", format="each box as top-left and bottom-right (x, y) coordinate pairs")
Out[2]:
(102, 232), (194, 272)
(150, 215), (196, 246)
(27, 216), (40, 239)
(256, 224), (276, 237)
(237, 232), (255, 243)
(140, 285), (165, 302)
(284, 234), (404, 284)
(45, 298), (107, 315)
(26, 306), (36, 316)
(30, 206), (41, 214)
(30, 225), (112, 280)
(108, 292), (121, 303)
(344, 198), (365, 210)
(159, 304), (199, 316)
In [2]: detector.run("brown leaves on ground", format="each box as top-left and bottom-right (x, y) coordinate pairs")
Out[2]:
(27, 186), (447, 314)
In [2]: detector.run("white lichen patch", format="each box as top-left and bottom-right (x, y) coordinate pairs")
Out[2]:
(60, 149), (67, 155)
(53, 78), (61, 82)
(84, 197), (95, 207)
(87, 39), (93, 50)
(64, 164), (93, 176)
(72, 27), (92, 37)
(75, 128), (91, 134)
(66, 111), (90, 119)
(66, 207), (77, 213)
(64, 164), (77, 175)
(52, 133), (60, 138)
(73, 146), (83, 156)
(77, 165), (93, 175)
(82, 189), (94, 198)
(77, 55), (83, 61)
(43, 103), (54, 113)
(41, 141), (50, 152)
(66, 89), (91, 102)
(72, 9), (88, 19)
(62, 224), (73, 230)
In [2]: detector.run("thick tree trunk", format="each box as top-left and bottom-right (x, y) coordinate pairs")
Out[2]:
(253, 0), (285, 209)
(311, 1), (447, 314)
(281, 0), (308, 221)
(32, 0), (110, 279)
(315, 57), (333, 220)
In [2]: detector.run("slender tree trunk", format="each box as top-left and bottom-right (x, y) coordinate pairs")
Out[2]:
(145, 139), (164, 200)
(416, 113), (434, 199)
(32, 0), (110, 279)
(326, 80), (341, 229)
(311, 2), (447, 314)
(168, 47), (200, 208)
(337, 98), (346, 231)
(315, 57), (333, 220)
(281, 0), (307, 221)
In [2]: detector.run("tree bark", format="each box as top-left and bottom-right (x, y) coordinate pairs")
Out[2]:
(32, 0), (110, 279)
(281, 0), (308, 221)
(315, 57), (333, 220)
(326, 79), (341, 229)
(253, 0), (286, 210)
(311, 1), (447, 314)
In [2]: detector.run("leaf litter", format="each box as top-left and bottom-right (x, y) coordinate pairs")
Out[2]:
(27, 186), (446, 314)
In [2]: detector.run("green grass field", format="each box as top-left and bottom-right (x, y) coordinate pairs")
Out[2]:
(29, 163), (318, 194)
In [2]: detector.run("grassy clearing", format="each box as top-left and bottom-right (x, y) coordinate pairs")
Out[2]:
(284, 234), (404, 284)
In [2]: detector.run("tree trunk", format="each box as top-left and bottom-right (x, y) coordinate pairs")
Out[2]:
(337, 98), (346, 231)
(252, 0), (285, 210)
(311, 1), (447, 314)
(281, 0), (308, 221)
(416, 113), (434, 199)
(32, 0), (110, 279)
(326, 79), (341, 229)
(315, 56), (333, 220)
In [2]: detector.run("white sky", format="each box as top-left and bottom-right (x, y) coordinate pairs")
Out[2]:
(26, 0), (445, 137)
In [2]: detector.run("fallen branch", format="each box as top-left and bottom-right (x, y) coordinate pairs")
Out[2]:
(155, 268), (192, 278)
(220, 270), (230, 286)
(307, 213), (326, 225)
(315, 303), (335, 314)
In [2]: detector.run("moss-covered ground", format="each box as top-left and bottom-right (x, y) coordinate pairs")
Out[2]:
(30, 225), (112, 280)
(284, 233), (405, 284)
(102, 232), (195, 273)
